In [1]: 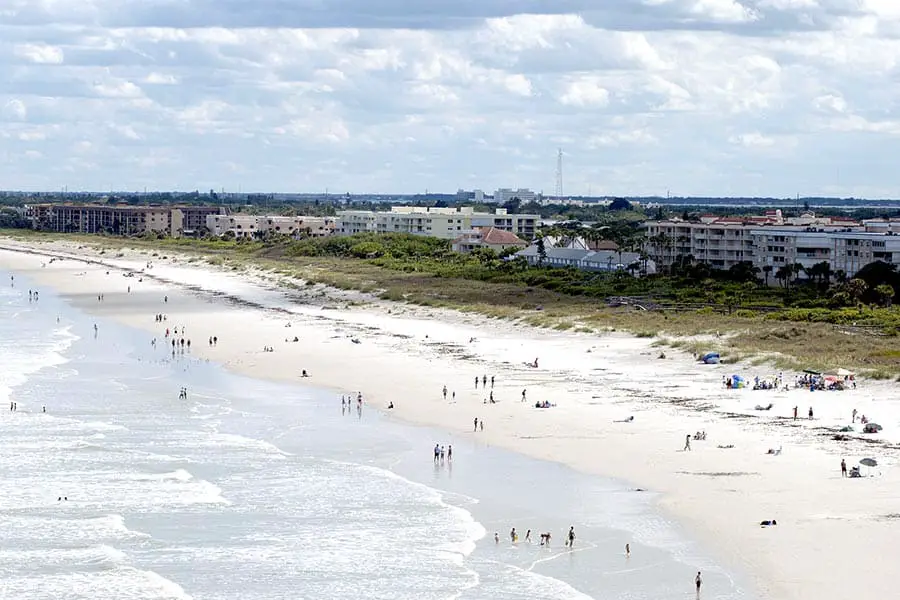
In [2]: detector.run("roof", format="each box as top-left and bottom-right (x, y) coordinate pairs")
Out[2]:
(480, 227), (525, 245)
(591, 240), (620, 251)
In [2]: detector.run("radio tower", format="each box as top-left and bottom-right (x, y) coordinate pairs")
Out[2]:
(555, 148), (564, 201)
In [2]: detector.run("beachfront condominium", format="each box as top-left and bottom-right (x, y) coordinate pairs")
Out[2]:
(335, 206), (539, 240)
(643, 211), (900, 279)
(205, 214), (335, 238)
(26, 203), (222, 237)
(749, 227), (900, 277)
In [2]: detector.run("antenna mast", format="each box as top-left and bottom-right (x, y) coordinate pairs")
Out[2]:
(555, 148), (564, 201)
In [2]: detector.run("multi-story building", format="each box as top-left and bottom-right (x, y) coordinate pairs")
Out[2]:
(25, 203), (222, 237)
(493, 188), (538, 205)
(642, 212), (900, 280)
(750, 228), (900, 276)
(335, 207), (539, 241)
(206, 214), (335, 238)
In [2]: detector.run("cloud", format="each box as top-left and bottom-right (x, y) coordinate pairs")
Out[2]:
(0, 0), (897, 195)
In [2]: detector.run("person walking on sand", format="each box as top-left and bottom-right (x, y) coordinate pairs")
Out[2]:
(473, 417), (478, 432)
(479, 419), (484, 431)
(525, 529), (531, 543)
(841, 458), (847, 477)
(491, 376), (495, 388)
(684, 434), (691, 451)
(443, 386), (447, 401)
(625, 543), (630, 557)
(695, 571), (702, 597)
(852, 408), (858, 423)
(521, 389), (526, 402)
(793, 406), (798, 421)
(808, 406), (814, 420)
(475, 376), (479, 389)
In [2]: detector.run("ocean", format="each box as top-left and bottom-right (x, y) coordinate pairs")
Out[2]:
(0, 271), (754, 600)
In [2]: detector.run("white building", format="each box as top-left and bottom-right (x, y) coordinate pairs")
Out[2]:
(750, 228), (900, 277)
(644, 212), (865, 272)
(493, 188), (538, 205)
(206, 214), (335, 238)
(336, 206), (539, 240)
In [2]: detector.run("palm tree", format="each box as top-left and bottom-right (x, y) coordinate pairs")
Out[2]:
(762, 265), (773, 286)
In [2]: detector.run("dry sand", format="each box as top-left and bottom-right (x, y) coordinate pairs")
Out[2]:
(2, 238), (899, 600)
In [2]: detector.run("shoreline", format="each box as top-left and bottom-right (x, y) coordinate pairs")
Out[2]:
(2, 238), (899, 600)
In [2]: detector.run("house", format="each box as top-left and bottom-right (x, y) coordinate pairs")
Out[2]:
(516, 245), (655, 274)
(452, 227), (526, 254)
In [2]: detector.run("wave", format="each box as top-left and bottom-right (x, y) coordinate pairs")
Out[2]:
(322, 458), (487, 559)
(129, 469), (194, 483)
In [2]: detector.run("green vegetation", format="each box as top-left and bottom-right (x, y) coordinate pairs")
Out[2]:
(4, 228), (900, 375)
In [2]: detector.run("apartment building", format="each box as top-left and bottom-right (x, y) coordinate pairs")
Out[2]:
(26, 203), (223, 237)
(643, 212), (900, 279)
(750, 228), (900, 276)
(493, 188), (538, 205)
(643, 217), (768, 270)
(206, 214), (335, 238)
(335, 207), (539, 241)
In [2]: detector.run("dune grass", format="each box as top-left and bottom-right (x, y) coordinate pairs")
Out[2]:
(3, 228), (899, 375)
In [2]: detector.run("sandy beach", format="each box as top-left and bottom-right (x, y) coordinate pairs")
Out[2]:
(2, 238), (898, 600)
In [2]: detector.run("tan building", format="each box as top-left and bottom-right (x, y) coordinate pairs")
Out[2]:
(26, 203), (222, 237)
(644, 212), (864, 272)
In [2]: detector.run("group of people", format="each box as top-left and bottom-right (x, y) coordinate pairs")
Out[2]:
(494, 526), (577, 548)
(432, 443), (452, 463)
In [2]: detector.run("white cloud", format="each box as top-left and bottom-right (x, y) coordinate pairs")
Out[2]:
(0, 0), (897, 195)
(14, 43), (64, 64)
(559, 77), (610, 107)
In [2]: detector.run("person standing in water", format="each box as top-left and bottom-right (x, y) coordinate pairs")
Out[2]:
(566, 526), (575, 548)
(695, 571), (702, 597)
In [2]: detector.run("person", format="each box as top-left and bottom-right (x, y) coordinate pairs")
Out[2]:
(433, 444), (440, 463)
(475, 376), (479, 389)
(695, 571), (702, 597)
(480, 420), (484, 431)
(760, 519), (777, 526)
(387, 402), (394, 410)
(625, 543), (630, 557)
(566, 526), (575, 548)
(521, 389), (526, 402)
(684, 434), (691, 451)
(491, 376), (495, 388)
(443, 385), (447, 400)
(473, 417), (478, 432)
(852, 408), (858, 423)
(447, 445), (452, 461)
(841, 458), (847, 477)
(494, 532), (500, 544)
(525, 529), (531, 543)
(809, 406), (814, 420)
(510, 528), (517, 543)
(301, 370), (309, 377)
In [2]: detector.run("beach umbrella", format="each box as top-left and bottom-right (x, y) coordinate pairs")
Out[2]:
(860, 458), (878, 477)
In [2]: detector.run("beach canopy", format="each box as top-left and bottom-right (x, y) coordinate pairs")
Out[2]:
(833, 368), (855, 377)
(803, 369), (821, 375)
(860, 458), (878, 467)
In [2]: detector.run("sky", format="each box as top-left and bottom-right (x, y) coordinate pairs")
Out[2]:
(2, 0), (900, 197)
